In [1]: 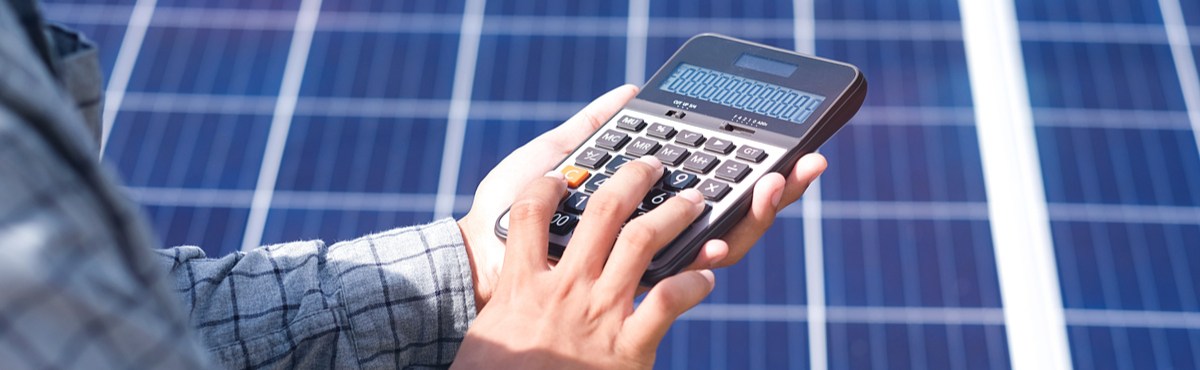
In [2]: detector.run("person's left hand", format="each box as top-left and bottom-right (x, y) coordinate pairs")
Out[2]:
(456, 84), (827, 310)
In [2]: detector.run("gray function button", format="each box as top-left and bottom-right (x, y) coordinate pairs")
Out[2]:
(615, 116), (647, 131)
(595, 129), (630, 151)
(714, 160), (752, 183)
(646, 123), (677, 139)
(675, 130), (706, 147)
(626, 137), (661, 156)
(655, 144), (690, 166)
(697, 179), (732, 201)
(735, 145), (768, 163)
(703, 137), (735, 154)
(574, 147), (611, 169)
(682, 151), (720, 174)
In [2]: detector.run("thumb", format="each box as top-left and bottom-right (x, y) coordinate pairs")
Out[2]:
(623, 270), (715, 350)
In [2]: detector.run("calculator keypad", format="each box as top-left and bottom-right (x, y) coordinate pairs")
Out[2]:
(502, 109), (786, 256)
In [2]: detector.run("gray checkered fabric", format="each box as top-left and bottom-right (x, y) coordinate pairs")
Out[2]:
(0, 1), (477, 368)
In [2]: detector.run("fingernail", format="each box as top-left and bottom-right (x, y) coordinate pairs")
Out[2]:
(678, 188), (704, 204)
(770, 189), (783, 208)
(698, 270), (715, 285)
(634, 155), (663, 172)
(545, 170), (565, 180)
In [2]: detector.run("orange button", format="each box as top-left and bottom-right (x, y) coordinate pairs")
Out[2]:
(561, 165), (590, 189)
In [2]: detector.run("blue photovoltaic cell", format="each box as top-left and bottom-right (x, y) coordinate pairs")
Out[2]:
(455, 119), (561, 195)
(142, 205), (249, 256)
(128, 27), (292, 95)
(650, 0), (793, 19)
(827, 323), (1010, 370)
(472, 35), (626, 102)
(320, 0), (465, 14)
(155, 0), (299, 9)
(710, 221), (807, 305)
(104, 112), (271, 189)
(1067, 326), (1200, 370)
(658, 321), (809, 370)
(821, 124), (988, 202)
(815, 0), (960, 21)
(486, 0), (626, 17)
(1052, 222), (1200, 311)
(261, 209), (435, 245)
(1023, 41), (1187, 111)
(275, 116), (447, 193)
(1037, 126), (1200, 206)
(301, 32), (459, 99)
(824, 219), (1002, 308)
(820, 40), (973, 108)
(1014, 0), (1164, 23)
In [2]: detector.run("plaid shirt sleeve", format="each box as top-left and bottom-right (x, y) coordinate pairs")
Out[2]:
(154, 219), (478, 369)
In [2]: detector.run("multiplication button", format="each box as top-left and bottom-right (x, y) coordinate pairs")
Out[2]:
(697, 179), (731, 201)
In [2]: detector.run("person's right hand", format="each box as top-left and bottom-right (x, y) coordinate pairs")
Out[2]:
(451, 156), (714, 369)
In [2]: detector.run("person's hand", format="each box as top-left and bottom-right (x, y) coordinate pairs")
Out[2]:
(452, 157), (714, 369)
(456, 84), (827, 310)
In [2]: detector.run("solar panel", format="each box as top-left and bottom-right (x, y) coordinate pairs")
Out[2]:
(35, 0), (1200, 368)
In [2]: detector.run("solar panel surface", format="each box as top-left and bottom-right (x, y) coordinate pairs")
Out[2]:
(35, 0), (1200, 368)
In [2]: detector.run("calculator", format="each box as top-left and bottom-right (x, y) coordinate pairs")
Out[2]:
(495, 33), (867, 285)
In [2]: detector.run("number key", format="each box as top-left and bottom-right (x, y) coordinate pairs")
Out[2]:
(640, 189), (673, 211)
(548, 212), (579, 235)
(605, 155), (634, 174)
(662, 170), (698, 191)
(583, 173), (610, 192)
(563, 192), (590, 214)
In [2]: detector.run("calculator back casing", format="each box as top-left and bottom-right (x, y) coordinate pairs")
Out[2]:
(496, 33), (866, 285)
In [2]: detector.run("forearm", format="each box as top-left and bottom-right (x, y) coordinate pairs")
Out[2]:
(154, 218), (477, 368)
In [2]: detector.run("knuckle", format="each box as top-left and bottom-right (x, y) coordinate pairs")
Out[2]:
(510, 197), (554, 221)
(619, 221), (658, 247)
(583, 194), (627, 220)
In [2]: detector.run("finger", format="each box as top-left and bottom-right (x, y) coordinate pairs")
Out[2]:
(778, 153), (828, 209)
(504, 172), (567, 276)
(683, 239), (730, 271)
(539, 85), (640, 153)
(598, 188), (707, 295)
(558, 156), (664, 281)
(623, 269), (715, 350)
(709, 171), (786, 267)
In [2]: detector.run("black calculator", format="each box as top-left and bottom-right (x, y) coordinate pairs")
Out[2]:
(495, 33), (867, 285)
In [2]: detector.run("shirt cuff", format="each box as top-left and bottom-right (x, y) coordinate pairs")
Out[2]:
(326, 218), (476, 367)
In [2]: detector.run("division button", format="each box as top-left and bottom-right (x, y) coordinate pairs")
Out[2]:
(736, 145), (768, 163)
(675, 130), (706, 147)
(682, 151), (720, 174)
(714, 160), (752, 183)
(703, 137), (735, 154)
(697, 179), (732, 201)
(625, 137), (661, 157)
(574, 147), (611, 169)
(654, 144), (690, 166)
(560, 165), (590, 188)
(646, 123), (677, 139)
(595, 129), (631, 151)
(615, 116), (647, 132)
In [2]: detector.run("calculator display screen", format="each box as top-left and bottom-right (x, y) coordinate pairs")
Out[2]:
(658, 63), (826, 124)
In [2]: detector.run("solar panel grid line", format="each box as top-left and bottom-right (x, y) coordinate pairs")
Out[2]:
(960, 0), (1072, 369)
(682, 304), (1008, 325)
(790, 1), (826, 369)
(239, 0), (320, 251)
(432, 0), (485, 219)
(1158, 0), (1200, 165)
(98, 0), (156, 156)
(625, 0), (648, 84)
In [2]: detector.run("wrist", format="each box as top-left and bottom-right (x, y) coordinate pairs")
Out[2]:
(457, 217), (494, 312)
